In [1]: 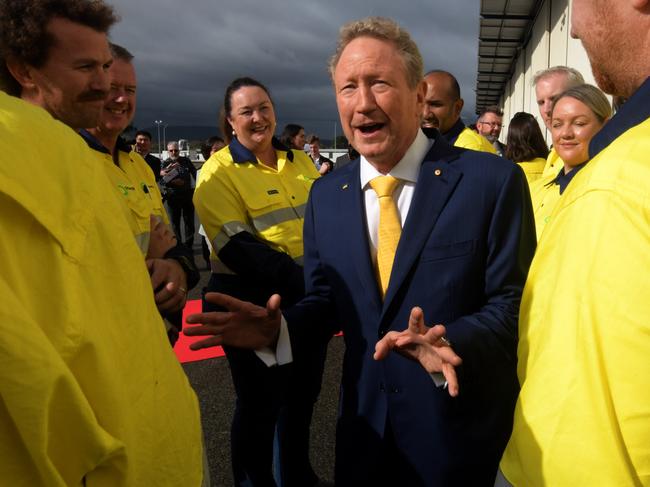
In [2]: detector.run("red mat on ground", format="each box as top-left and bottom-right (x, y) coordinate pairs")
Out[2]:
(174, 299), (226, 363)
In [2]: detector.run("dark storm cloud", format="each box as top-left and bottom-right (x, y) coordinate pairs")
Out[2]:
(110, 0), (482, 138)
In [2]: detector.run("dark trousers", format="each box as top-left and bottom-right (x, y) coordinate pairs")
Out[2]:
(167, 190), (195, 248)
(203, 279), (328, 487)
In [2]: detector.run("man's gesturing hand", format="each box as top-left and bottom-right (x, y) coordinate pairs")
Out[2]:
(373, 306), (462, 397)
(184, 293), (282, 350)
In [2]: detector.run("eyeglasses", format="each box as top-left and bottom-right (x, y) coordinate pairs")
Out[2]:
(168, 149), (179, 153)
(479, 121), (502, 128)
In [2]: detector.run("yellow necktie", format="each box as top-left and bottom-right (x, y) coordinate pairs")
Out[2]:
(369, 175), (401, 298)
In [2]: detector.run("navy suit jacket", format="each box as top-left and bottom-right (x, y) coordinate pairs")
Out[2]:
(285, 130), (536, 486)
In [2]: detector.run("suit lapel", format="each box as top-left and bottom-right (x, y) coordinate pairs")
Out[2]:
(381, 141), (462, 313)
(339, 162), (383, 310)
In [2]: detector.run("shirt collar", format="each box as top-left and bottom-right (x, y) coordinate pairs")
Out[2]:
(442, 118), (466, 144)
(589, 77), (650, 158)
(78, 129), (131, 155)
(229, 136), (293, 164)
(360, 129), (433, 188)
(550, 162), (588, 194)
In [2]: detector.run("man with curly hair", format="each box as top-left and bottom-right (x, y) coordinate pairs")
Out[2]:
(0, 1), (206, 485)
(0, 0), (115, 129)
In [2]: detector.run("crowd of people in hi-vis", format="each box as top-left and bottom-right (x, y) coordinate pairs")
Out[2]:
(1, 0), (648, 486)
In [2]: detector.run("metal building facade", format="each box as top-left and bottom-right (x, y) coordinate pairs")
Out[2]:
(476, 0), (597, 143)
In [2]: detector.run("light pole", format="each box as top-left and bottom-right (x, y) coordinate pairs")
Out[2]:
(163, 124), (168, 155)
(154, 120), (162, 155)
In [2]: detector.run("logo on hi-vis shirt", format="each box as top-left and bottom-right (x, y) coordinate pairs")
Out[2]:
(117, 184), (136, 196)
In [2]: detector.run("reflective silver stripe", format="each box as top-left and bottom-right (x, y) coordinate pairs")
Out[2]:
(134, 232), (149, 254)
(252, 204), (307, 232)
(210, 260), (236, 275)
(212, 221), (254, 250)
(294, 255), (304, 266)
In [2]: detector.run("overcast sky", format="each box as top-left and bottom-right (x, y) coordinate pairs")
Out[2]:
(109, 0), (482, 140)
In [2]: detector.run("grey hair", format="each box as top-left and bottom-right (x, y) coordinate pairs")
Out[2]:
(552, 84), (612, 123)
(328, 16), (423, 89)
(533, 66), (584, 87)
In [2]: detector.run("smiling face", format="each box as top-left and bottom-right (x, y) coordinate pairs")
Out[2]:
(333, 36), (424, 172)
(551, 96), (605, 170)
(135, 134), (152, 154)
(476, 111), (502, 142)
(97, 58), (136, 136)
(227, 86), (276, 153)
(421, 72), (463, 134)
(16, 17), (113, 130)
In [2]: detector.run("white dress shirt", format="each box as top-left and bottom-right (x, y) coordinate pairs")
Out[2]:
(262, 130), (444, 382)
(360, 129), (432, 263)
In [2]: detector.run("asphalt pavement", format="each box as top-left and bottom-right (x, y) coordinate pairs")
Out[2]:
(183, 251), (342, 487)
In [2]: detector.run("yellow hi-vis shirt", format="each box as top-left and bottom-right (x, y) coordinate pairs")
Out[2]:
(0, 92), (203, 486)
(529, 172), (560, 241)
(517, 157), (546, 186)
(82, 133), (168, 255)
(455, 127), (498, 154)
(501, 106), (650, 484)
(194, 142), (319, 272)
(541, 146), (563, 177)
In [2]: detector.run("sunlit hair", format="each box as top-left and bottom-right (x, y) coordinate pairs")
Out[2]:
(0, 0), (118, 95)
(532, 66), (584, 88)
(219, 76), (273, 144)
(505, 112), (549, 163)
(328, 16), (423, 89)
(552, 84), (612, 123)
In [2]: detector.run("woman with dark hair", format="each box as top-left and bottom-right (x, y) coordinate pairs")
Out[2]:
(279, 123), (306, 150)
(194, 77), (327, 487)
(505, 112), (549, 185)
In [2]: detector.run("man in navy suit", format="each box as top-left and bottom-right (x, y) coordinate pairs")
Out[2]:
(186, 16), (535, 487)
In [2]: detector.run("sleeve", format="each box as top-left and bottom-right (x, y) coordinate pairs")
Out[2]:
(193, 160), (305, 304)
(444, 164), (536, 382)
(0, 282), (125, 486)
(283, 185), (340, 345)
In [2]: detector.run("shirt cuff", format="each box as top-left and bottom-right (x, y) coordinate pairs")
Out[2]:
(254, 314), (293, 367)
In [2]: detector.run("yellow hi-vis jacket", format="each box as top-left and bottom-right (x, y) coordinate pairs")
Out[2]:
(80, 131), (168, 255)
(541, 146), (563, 177)
(501, 80), (650, 486)
(0, 92), (203, 486)
(194, 138), (319, 274)
(455, 126), (498, 154)
(516, 157), (546, 186)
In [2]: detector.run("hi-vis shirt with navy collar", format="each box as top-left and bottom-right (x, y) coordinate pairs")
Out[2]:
(80, 131), (169, 255)
(194, 137), (319, 272)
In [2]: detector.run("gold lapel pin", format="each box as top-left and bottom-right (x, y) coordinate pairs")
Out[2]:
(342, 183), (349, 190)
(434, 169), (442, 176)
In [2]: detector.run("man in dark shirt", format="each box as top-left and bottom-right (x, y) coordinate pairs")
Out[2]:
(161, 140), (197, 248)
(134, 129), (162, 181)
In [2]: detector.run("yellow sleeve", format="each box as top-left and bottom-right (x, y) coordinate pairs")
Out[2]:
(194, 153), (251, 254)
(0, 280), (125, 486)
